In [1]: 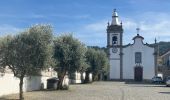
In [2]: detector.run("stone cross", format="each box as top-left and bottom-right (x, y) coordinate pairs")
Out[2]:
(136, 28), (140, 34)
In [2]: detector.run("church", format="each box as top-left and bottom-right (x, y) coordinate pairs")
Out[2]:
(107, 10), (157, 81)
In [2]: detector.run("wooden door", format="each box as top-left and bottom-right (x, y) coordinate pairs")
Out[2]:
(134, 66), (143, 81)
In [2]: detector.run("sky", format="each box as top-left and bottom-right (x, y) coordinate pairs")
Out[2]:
(0, 0), (170, 47)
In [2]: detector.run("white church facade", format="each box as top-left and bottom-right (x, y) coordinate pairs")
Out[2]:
(107, 10), (157, 81)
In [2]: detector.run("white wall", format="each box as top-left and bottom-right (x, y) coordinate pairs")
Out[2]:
(0, 73), (51, 96)
(110, 48), (120, 58)
(109, 48), (120, 79)
(70, 72), (86, 84)
(123, 38), (155, 80)
(110, 60), (120, 79)
(70, 72), (82, 84)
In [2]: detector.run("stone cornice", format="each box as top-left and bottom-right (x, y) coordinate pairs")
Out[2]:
(107, 45), (123, 48)
(107, 25), (123, 33)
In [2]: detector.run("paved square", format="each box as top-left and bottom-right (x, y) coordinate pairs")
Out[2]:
(1, 82), (170, 100)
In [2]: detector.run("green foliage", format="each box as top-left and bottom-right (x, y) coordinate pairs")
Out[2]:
(87, 46), (108, 56)
(150, 41), (170, 55)
(53, 34), (87, 72)
(0, 24), (54, 100)
(85, 48), (109, 81)
(0, 25), (53, 77)
(158, 42), (170, 55)
(53, 34), (87, 89)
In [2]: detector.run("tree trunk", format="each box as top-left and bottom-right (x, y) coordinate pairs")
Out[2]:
(19, 76), (24, 100)
(57, 71), (67, 89)
(85, 71), (89, 83)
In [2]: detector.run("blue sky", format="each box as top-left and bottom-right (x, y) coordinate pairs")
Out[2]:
(0, 0), (170, 47)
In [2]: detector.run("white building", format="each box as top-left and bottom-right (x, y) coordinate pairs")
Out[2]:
(107, 9), (157, 81)
(0, 67), (57, 96)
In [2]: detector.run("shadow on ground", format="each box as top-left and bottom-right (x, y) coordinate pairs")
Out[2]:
(0, 98), (19, 100)
(159, 92), (170, 94)
(125, 81), (152, 84)
(129, 85), (166, 87)
(125, 81), (165, 85)
(124, 81), (167, 88)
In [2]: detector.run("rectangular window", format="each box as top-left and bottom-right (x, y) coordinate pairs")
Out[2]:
(135, 52), (142, 63)
(167, 60), (170, 66)
(169, 56), (170, 67)
(165, 56), (170, 67)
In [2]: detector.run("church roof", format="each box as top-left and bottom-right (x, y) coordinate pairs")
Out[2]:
(111, 9), (120, 25)
(132, 34), (144, 40)
(107, 9), (123, 33)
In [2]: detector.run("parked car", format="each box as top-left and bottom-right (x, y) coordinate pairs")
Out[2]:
(166, 76), (170, 87)
(152, 76), (163, 83)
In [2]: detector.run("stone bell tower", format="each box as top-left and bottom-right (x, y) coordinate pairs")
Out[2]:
(107, 9), (123, 80)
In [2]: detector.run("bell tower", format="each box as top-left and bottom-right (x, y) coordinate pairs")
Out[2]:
(107, 9), (123, 80)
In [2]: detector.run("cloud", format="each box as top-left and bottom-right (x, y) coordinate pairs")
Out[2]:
(73, 15), (90, 19)
(122, 18), (137, 30)
(118, 12), (170, 44)
(0, 14), (16, 18)
(0, 13), (46, 19)
(137, 13), (170, 42)
(140, 21), (170, 35)
(49, 14), (90, 19)
(74, 11), (170, 47)
(0, 25), (22, 36)
(0, 11), (170, 47)
(73, 20), (108, 46)
(30, 14), (45, 19)
(84, 20), (107, 32)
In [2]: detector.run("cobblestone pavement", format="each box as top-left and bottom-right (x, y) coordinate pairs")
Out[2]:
(1, 82), (170, 100)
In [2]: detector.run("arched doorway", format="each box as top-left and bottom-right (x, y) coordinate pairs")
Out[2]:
(134, 66), (143, 81)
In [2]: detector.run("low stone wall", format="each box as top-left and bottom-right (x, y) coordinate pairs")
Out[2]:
(0, 73), (52, 96)
(70, 72), (86, 84)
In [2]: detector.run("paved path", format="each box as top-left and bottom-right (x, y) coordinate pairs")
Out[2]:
(1, 82), (170, 100)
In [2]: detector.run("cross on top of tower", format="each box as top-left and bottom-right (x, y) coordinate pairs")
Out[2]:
(136, 28), (140, 35)
(114, 9), (116, 12)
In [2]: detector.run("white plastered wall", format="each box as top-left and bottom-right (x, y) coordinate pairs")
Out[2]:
(123, 38), (155, 80)
(109, 48), (120, 79)
(0, 73), (53, 96)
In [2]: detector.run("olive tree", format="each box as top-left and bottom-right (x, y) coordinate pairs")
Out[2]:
(0, 24), (53, 100)
(53, 34), (87, 89)
(85, 48), (108, 81)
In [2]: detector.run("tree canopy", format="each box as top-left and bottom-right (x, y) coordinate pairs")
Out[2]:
(0, 24), (54, 100)
(85, 48), (109, 80)
(53, 34), (87, 89)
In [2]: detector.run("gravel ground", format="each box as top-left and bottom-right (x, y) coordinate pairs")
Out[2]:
(1, 81), (170, 100)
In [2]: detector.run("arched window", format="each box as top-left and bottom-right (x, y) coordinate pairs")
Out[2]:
(112, 36), (117, 45)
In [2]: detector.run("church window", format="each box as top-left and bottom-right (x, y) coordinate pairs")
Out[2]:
(135, 52), (142, 63)
(167, 60), (170, 67)
(167, 56), (170, 67)
(112, 36), (117, 45)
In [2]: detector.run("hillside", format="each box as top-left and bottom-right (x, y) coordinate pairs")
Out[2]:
(151, 41), (170, 56)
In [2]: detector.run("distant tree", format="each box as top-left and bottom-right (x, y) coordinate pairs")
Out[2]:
(85, 48), (109, 81)
(150, 41), (170, 55)
(0, 25), (53, 100)
(53, 34), (87, 89)
(87, 46), (108, 57)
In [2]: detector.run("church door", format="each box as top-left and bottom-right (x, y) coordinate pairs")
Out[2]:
(134, 66), (143, 81)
